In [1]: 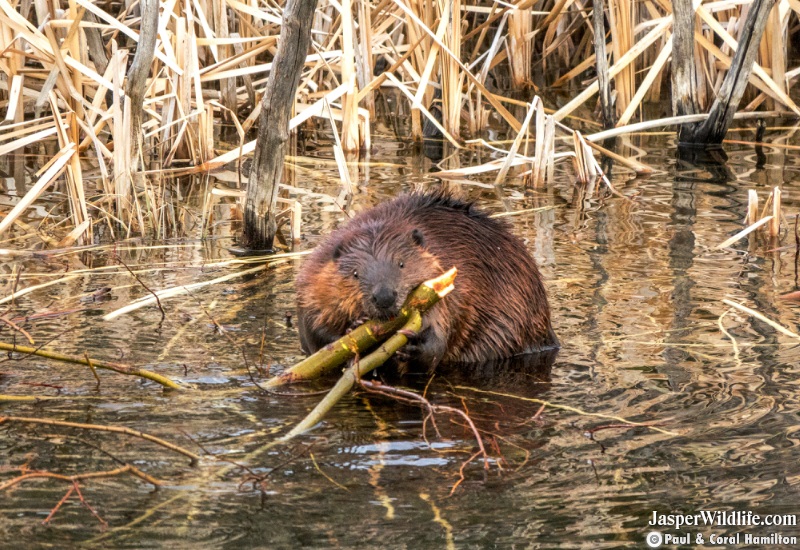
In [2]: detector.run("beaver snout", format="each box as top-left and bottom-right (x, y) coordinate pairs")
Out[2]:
(371, 285), (398, 313)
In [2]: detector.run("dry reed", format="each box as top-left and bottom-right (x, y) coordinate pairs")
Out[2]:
(0, 0), (797, 243)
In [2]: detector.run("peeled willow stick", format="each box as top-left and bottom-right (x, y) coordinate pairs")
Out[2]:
(0, 342), (180, 390)
(265, 267), (458, 388)
(280, 310), (424, 441)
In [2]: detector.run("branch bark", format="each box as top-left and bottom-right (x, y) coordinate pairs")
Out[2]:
(83, 12), (108, 76)
(242, 0), (319, 250)
(683, 0), (777, 144)
(671, 0), (700, 139)
(125, 0), (159, 168)
(673, 0), (777, 145)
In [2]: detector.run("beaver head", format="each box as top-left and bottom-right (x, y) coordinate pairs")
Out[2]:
(332, 221), (442, 320)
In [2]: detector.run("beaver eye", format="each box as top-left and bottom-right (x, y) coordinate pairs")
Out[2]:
(399, 261), (404, 269)
(353, 270), (358, 278)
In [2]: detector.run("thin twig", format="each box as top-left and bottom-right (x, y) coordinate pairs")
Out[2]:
(114, 253), (166, 321)
(188, 291), (268, 393)
(0, 316), (34, 344)
(43, 485), (75, 525)
(309, 452), (349, 491)
(84, 351), (101, 389)
(72, 481), (109, 528)
(359, 380), (489, 469)
(0, 464), (162, 492)
(0, 416), (200, 462)
(453, 386), (679, 436)
(722, 299), (800, 339)
(717, 308), (741, 364)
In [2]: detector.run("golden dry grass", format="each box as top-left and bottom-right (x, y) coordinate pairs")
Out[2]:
(0, 0), (798, 243)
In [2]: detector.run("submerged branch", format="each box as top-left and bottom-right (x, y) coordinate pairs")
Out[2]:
(0, 341), (180, 390)
(0, 464), (162, 492)
(453, 386), (679, 436)
(0, 416), (201, 462)
(359, 379), (490, 470)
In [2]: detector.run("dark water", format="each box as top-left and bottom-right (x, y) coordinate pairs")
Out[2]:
(2, 128), (800, 548)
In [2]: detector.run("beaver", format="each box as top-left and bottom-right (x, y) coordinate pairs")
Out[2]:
(296, 192), (558, 368)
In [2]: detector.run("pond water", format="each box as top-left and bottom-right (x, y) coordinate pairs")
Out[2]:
(1, 127), (800, 548)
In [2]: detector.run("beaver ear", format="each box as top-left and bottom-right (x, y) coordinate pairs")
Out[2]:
(332, 241), (345, 261)
(411, 228), (425, 248)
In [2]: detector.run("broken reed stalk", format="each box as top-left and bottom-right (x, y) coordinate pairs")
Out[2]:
(769, 187), (781, 237)
(0, 146), (75, 238)
(103, 263), (273, 320)
(528, 98), (556, 188)
(508, 4), (531, 88)
(747, 189), (759, 226)
(0, 341), (180, 390)
(442, 0), (463, 138)
(716, 215), (773, 249)
(495, 96), (539, 186)
(339, 0), (361, 151)
(722, 298), (800, 339)
(4, 0), (800, 244)
(572, 131), (597, 184)
(592, 0), (615, 128)
(265, 267), (457, 387)
(279, 309), (423, 441)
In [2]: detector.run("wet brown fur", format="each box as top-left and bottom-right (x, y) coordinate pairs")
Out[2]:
(296, 192), (558, 367)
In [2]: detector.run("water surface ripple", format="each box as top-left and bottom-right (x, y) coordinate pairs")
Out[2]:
(1, 132), (800, 547)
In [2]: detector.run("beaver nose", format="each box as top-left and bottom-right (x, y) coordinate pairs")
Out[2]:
(372, 286), (397, 310)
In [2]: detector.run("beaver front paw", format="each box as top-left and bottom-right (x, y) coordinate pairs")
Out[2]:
(395, 342), (422, 362)
(394, 323), (424, 360)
